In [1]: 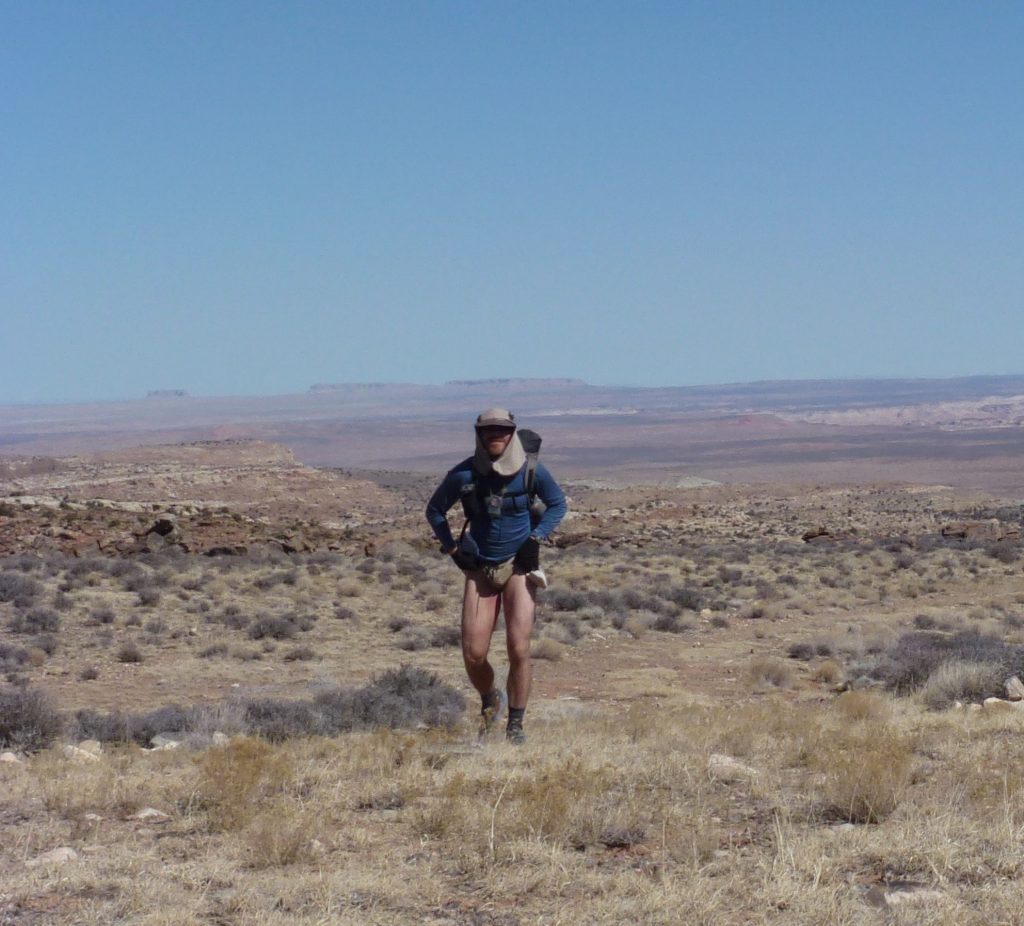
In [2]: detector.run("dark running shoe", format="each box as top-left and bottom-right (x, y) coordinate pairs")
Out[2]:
(506, 720), (526, 746)
(478, 689), (507, 740)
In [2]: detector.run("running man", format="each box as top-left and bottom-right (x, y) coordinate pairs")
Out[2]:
(425, 408), (567, 744)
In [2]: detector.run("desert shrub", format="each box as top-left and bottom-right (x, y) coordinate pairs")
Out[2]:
(283, 645), (316, 662)
(0, 685), (63, 751)
(894, 551), (916, 570)
(396, 629), (431, 651)
(388, 617), (410, 633)
(748, 656), (793, 689)
(577, 605), (606, 624)
(425, 595), (447, 613)
(740, 602), (780, 621)
(137, 588), (161, 607)
(665, 585), (704, 610)
(717, 565), (743, 584)
(356, 559), (376, 574)
(544, 588), (587, 612)
(9, 607), (60, 634)
(242, 699), (321, 741)
(219, 606), (249, 631)
(920, 660), (1005, 710)
(91, 606), (116, 625)
(618, 588), (645, 610)
(0, 642), (32, 672)
(334, 605), (356, 621)
(787, 642), (816, 661)
(337, 580), (363, 598)
(144, 617), (168, 636)
(430, 626), (460, 648)
(199, 643), (229, 658)
(395, 558), (427, 579)
(248, 614), (299, 640)
(987, 540), (1020, 564)
(0, 572), (41, 607)
(33, 634), (58, 656)
(123, 572), (154, 593)
(710, 614), (730, 629)
(313, 664), (464, 734)
(254, 569), (299, 591)
(79, 665), (100, 681)
(879, 630), (1024, 693)
(117, 642), (143, 663)
(652, 612), (692, 633)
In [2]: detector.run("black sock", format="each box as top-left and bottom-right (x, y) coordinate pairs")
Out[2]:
(507, 707), (525, 727)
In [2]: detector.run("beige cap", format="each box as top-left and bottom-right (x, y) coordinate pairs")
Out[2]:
(475, 408), (516, 428)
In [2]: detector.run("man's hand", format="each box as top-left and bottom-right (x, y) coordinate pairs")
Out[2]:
(515, 536), (540, 572)
(450, 548), (477, 571)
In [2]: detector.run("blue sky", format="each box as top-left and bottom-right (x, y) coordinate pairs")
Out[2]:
(2, 1), (1021, 404)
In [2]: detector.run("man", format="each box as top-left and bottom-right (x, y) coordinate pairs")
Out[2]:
(425, 408), (567, 744)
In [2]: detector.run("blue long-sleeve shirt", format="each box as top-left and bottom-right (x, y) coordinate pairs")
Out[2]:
(425, 459), (567, 563)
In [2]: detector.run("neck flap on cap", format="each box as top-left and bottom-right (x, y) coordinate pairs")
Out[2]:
(474, 430), (526, 477)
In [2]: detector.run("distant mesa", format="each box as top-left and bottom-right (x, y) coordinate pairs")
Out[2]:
(308, 382), (421, 393)
(146, 390), (188, 398)
(444, 378), (586, 388)
(309, 378), (587, 394)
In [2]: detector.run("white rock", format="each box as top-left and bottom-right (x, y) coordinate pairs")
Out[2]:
(25, 847), (79, 868)
(150, 734), (182, 748)
(211, 732), (230, 746)
(63, 745), (100, 763)
(77, 739), (103, 756)
(130, 807), (170, 823)
(708, 753), (760, 783)
(885, 887), (945, 908)
(1006, 676), (1024, 701)
(83, 813), (103, 822)
(143, 742), (180, 752)
(983, 698), (1024, 712)
(0, 751), (24, 764)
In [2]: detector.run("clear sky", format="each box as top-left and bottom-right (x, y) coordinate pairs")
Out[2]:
(2, 1), (1022, 404)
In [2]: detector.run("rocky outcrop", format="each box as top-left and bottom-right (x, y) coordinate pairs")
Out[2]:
(940, 519), (1020, 541)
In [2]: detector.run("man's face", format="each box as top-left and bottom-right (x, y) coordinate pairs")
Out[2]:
(479, 426), (514, 458)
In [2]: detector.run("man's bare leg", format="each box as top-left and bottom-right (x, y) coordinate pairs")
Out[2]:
(502, 572), (536, 710)
(461, 572), (501, 698)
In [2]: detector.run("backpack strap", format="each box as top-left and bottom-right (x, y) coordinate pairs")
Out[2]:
(517, 428), (542, 502)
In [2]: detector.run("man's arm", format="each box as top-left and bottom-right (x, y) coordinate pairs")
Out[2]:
(530, 464), (567, 540)
(425, 470), (463, 552)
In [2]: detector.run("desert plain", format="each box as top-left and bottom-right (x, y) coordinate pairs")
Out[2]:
(3, 376), (1024, 925)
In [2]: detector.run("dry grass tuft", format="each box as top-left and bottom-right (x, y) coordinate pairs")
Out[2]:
(195, 737), (295, 832)
(531, 637), (567, 661)
(816, 724), (914, 823)
(747, 656), (793, 689)
(811, 658), (844, 685)
(919, 659), (1006, 710)
(831, 690), (891, 724)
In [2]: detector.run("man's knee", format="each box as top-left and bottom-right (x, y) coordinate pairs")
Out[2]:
(506, 636), (531, 664)
(462, 638), (490, 667)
